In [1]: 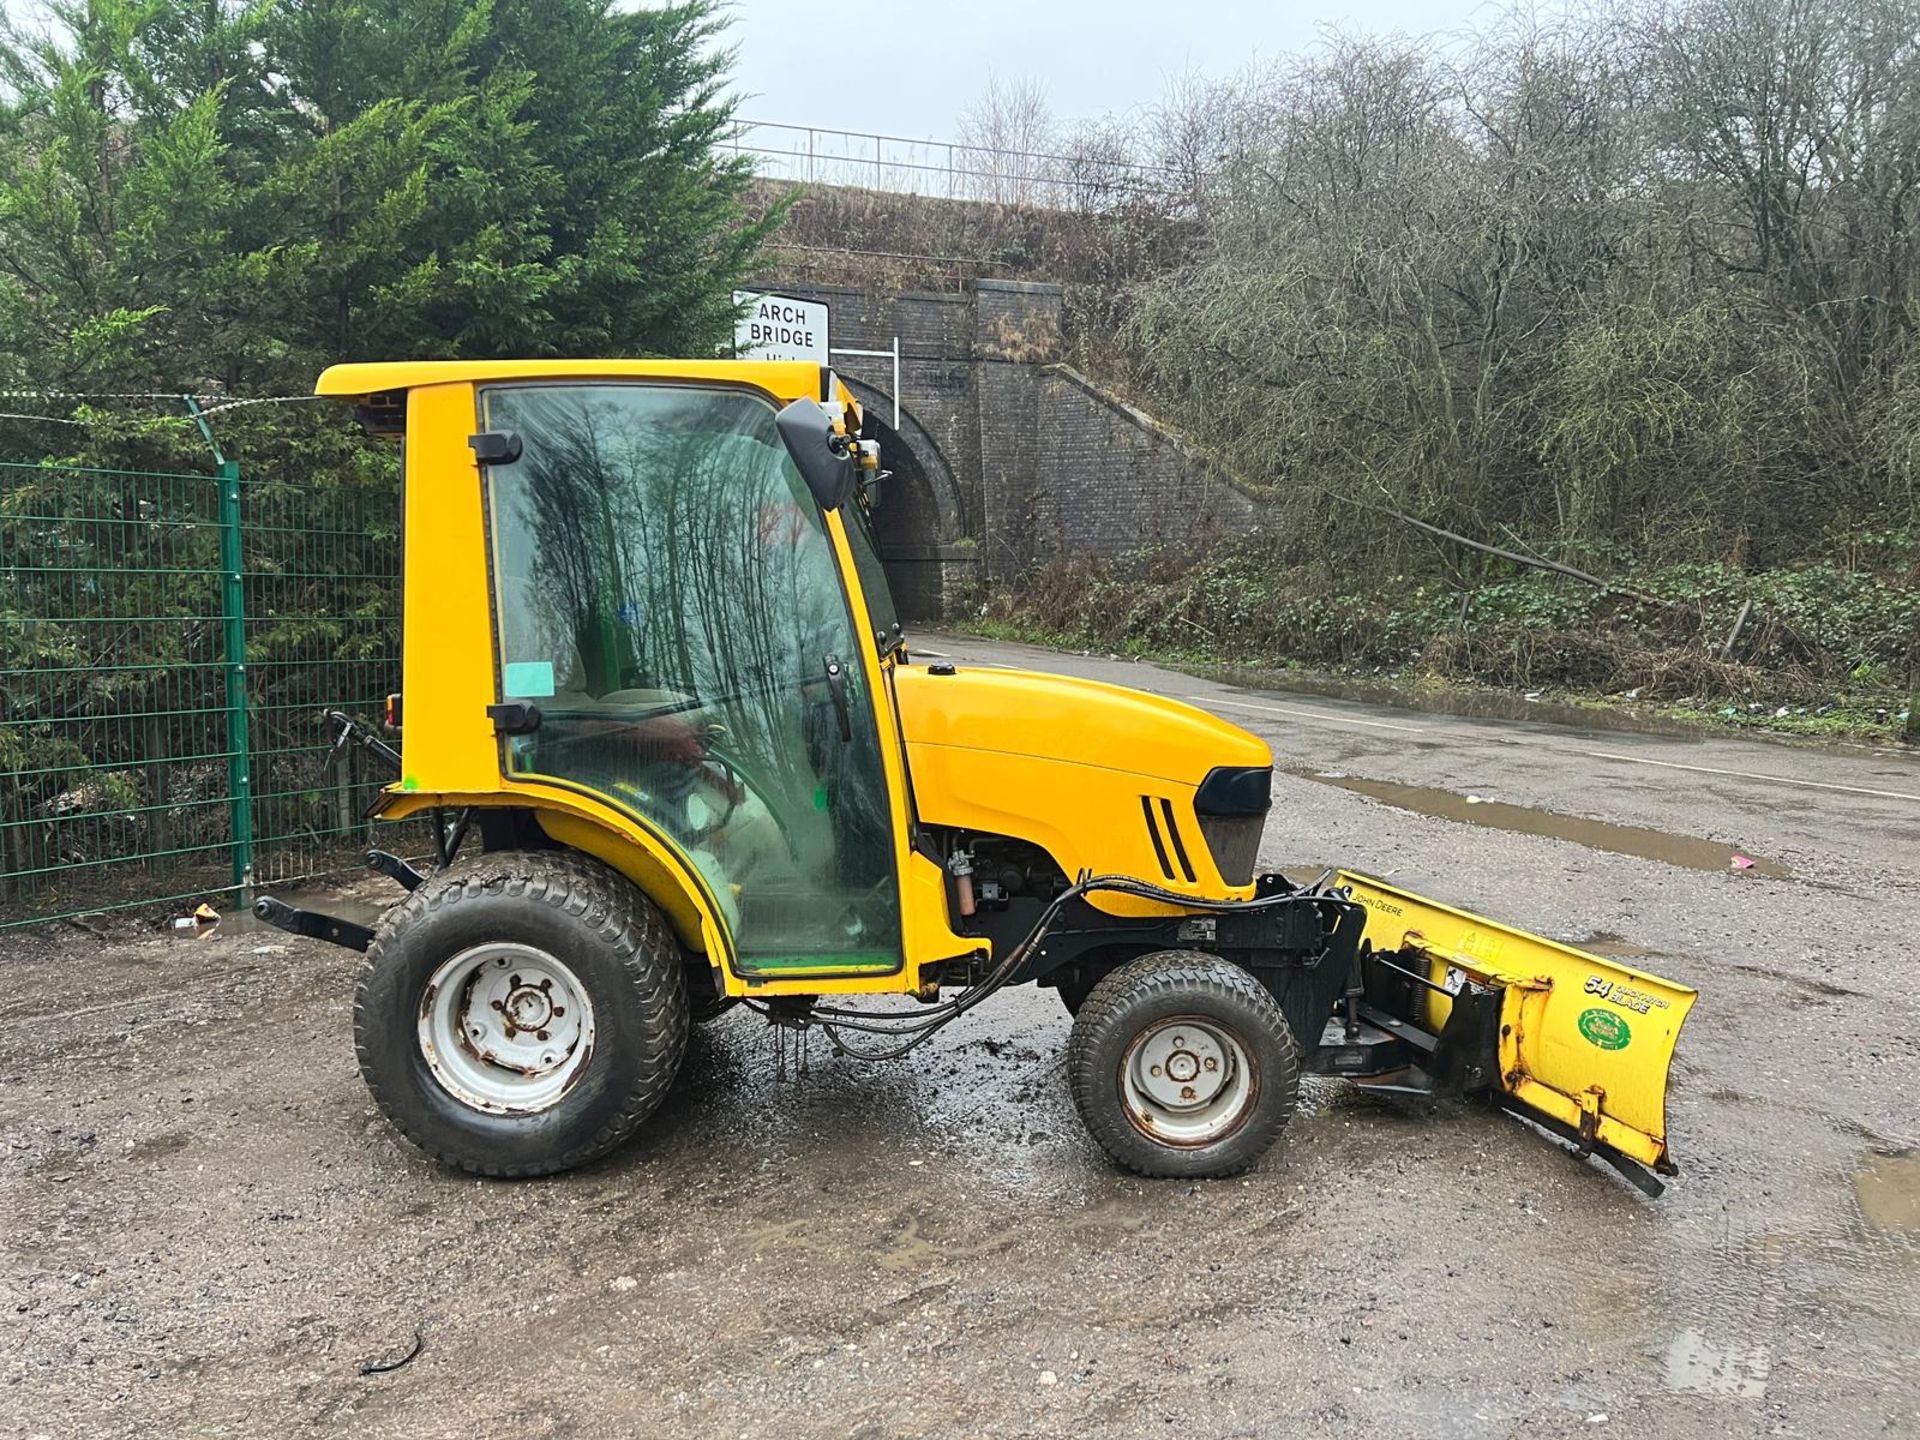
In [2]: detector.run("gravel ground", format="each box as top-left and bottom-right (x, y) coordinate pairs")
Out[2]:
(3, 634), (1916, 1439)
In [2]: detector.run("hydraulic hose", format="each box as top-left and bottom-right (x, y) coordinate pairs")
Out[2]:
(751, 871), (1341, 1062)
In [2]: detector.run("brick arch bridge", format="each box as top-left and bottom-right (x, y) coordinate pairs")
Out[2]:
(769, 279), (1257, 619)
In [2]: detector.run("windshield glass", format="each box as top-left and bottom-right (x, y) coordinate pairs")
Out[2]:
(482, 382), (902, 975)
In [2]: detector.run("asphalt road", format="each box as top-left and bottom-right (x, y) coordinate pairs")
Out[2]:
(4, 634), (1917, 1438)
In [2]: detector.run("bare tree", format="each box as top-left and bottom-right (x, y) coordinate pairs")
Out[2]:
(955, 73), (1056, 206)
(1146, 71), (1240, 215)
(1052, 116), (1146, 212)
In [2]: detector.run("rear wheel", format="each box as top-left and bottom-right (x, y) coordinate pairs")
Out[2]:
(354, 850), (690, 1177)
(1067, 951), (1299, 1179)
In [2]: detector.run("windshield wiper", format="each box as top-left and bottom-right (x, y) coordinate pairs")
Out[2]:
(822, 654), (853, 741)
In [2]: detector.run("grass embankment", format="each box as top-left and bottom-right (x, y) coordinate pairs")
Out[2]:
(971, 538), (1919, 744)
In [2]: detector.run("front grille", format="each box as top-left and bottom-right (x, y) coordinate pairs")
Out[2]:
(1197, 813), (1262, 886)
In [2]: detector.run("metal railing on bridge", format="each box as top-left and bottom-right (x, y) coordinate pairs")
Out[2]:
(727, 118), (1184, 211)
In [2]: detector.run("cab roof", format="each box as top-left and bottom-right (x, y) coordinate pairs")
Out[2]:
(315, 358), (848, 406)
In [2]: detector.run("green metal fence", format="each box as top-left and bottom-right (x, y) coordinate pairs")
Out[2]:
(0, 456), (400, 926)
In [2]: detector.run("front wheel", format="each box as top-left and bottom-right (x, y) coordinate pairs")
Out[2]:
(1067, 951), (1299, 1179)
(354, 850), (690, 1177)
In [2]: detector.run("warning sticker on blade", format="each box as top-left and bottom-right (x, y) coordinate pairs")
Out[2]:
(1584, 973), (1672, 1015)
(1578, 1007), (1633, 1051)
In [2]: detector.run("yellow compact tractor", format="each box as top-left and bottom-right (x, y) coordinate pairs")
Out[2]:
(258, 360), (1696, 1192)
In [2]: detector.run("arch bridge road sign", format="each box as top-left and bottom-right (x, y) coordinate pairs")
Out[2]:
(733, 291), (831, 364)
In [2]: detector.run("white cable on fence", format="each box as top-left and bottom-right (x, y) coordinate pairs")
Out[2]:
(0, 389), (226, 402)
(0, 388), (330, 428)
(194, 394), (330, 416)
(0, 389), (330, 411)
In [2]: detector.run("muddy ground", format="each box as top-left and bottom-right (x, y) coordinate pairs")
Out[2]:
(4, 634), (1917, 1438)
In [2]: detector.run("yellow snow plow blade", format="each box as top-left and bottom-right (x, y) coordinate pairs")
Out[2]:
(1338, 871), (1696, 1175)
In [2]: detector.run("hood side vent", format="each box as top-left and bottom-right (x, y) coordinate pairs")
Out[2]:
(1139, 795), (1176, 880)
(1158, 797), (1199, 883)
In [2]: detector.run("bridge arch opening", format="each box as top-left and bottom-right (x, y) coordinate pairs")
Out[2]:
(841, 378), (967, 620)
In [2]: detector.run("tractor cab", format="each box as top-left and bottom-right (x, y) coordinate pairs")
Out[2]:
(479, 378), (904, 976)
(320, 361), (964, 989)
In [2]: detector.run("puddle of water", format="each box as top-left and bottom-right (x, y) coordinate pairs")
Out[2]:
(1856, 1151), (1920, 1233)
(1296, 771), (1791, 879)
(1579, 932), (1657, 960)
(173, 894), (392, 941)
(1662, 1327), (1770, 1398)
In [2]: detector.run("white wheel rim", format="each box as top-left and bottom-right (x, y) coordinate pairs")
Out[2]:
(1118, 1015), (1257, 1147)
(417, 943), (595, 1114)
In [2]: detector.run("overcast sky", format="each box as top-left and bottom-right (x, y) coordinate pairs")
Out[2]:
(723, 0), (1506, 138)
(0, 0), (1511, 143)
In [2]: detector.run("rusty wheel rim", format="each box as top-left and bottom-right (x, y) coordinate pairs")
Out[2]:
(1118, 1015), (1256, 1147)
(416, 943), (595, 1114)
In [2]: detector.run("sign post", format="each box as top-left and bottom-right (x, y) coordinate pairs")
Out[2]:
(829, 339), (901, 431)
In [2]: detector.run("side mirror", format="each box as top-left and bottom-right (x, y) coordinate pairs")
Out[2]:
(775, 398), (855, 511)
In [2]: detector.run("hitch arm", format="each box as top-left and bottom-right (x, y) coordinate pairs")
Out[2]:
(366, 849), (425, 891)
(251, 895), (375, 952)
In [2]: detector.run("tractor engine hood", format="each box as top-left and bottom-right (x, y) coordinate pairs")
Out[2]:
(891, 663), (1272, 902)
(892, 664), (1270, 785)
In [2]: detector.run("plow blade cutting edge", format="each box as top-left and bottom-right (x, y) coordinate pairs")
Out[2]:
(1335, 871), (1697, 1192)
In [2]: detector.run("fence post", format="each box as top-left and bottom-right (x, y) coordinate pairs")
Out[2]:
(218, 458), (254, 896)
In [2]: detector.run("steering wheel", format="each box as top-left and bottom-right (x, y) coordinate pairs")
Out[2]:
(683, 754), (745, 838)
(535, 696), (814, 860)
(678, 743), (803, 855)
